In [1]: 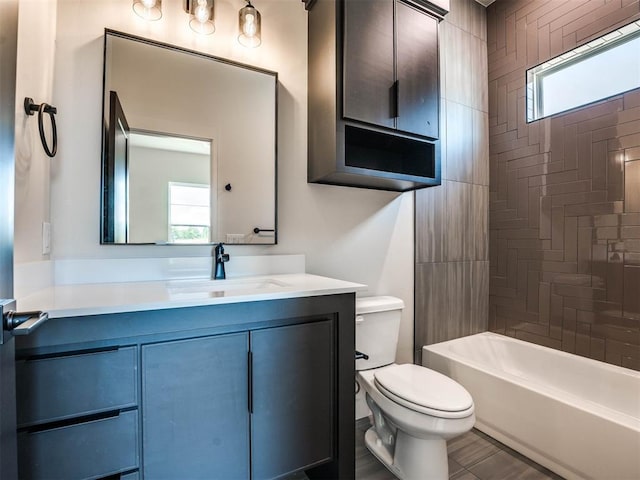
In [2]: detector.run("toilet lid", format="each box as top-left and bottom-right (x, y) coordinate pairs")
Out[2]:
(374, 364), (473, 417)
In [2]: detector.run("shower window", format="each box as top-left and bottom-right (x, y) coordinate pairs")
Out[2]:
(526, 20), (640, 122)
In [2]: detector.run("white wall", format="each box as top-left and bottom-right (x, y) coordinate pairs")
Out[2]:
(45, 0), (414, 363)
(128, 146), (210, 243)
(14, 0), (57, 264)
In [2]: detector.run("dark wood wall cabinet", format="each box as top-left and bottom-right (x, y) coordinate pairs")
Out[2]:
(306, 0), (448, 192)
(14, 294), (355, 480)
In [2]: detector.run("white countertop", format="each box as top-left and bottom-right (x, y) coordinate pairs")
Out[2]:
(16, 274), (366, 319)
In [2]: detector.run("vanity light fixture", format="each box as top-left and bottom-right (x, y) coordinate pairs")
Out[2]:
(184, 0), (215, 35)
(238, 0), (261, 48)
(132, 0), (162, 21)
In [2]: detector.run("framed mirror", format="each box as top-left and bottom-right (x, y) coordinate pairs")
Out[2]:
(101, 30), (277, 245)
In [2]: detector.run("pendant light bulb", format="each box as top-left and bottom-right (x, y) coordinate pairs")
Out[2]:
(194, 0), (210, 22)
(243, 13), (256, 36)
(132, 0), (162, 21)
(238, 1), (261, 48)
(185, 0), (215, 35)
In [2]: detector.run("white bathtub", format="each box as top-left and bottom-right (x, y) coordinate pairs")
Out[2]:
(422, 332), (640, 480)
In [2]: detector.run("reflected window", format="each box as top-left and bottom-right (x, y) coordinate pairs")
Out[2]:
(527, 20), (640, 122)
(168, 183), (210, 243)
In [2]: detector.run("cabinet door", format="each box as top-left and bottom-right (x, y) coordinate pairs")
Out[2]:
(343, 0), (395, 129)
(142, 333), (249, 479)
(251, 320), (334, 479)
(396, 2), (439, 138)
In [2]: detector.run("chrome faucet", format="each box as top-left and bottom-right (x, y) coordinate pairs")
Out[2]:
(212, 243), (230, 280)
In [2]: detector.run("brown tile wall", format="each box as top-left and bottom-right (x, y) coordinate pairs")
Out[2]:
(414, 0), (489, 362)
(487, 0), (640, 370)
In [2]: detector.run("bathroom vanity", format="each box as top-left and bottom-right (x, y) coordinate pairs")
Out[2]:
(14, 274), (361, 480)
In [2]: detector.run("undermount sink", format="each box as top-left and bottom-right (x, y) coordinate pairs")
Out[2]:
(166, 278), (290, 297)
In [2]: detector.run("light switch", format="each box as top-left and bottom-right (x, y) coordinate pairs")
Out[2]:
(42, 222), (51, 255)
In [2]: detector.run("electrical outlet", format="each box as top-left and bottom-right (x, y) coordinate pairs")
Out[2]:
(42, 222), (51, 255)
(225, 233), (245, 244)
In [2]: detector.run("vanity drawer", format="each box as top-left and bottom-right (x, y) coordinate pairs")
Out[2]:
(17, 347), (138, 426)
(18, 410), (139, 480)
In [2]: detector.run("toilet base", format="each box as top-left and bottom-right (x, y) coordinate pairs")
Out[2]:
(364, 426), (449, 480)
(364, 427), (401, 478)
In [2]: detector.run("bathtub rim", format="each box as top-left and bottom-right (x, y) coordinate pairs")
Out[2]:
(422, 332), (640, 432)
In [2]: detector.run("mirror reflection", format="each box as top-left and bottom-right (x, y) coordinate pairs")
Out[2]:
(101, 30), (277, 245)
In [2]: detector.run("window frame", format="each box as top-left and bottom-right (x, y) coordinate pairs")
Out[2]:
(167, 181), (211, 244)
(526, 20), (640, 123)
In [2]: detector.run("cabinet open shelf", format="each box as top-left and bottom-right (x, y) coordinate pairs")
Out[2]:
(345, 125), (436, 178)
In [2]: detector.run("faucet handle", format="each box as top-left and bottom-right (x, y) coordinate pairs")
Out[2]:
(213, 242), (230, 280)
(215, 243), (229, 261)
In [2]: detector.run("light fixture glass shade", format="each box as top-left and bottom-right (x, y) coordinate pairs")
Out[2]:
(132, 0), (162, 21)
(185, 0), (215, 35)
(238, 2), (261, 48)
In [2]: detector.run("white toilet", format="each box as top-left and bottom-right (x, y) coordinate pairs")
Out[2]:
(356, 296), (475, 480)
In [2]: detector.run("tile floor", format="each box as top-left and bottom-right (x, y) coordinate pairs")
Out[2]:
(355, 418), (564, 480)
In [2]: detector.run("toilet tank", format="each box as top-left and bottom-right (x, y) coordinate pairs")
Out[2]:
(355, 296), (404, 371)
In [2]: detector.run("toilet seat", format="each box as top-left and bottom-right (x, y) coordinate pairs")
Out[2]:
(374, 364), (474, 419)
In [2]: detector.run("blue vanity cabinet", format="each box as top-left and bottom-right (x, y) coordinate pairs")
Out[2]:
(14, 294), (356, 480)
(251, 320), (334, 478)
(16, 347), (138, 426)
(142, 321), (335, 480)
(15, 348), (140, 480)
(141, 332), (250, 479)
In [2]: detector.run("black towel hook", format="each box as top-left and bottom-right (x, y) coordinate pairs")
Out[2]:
(24, 97), (58, 158)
